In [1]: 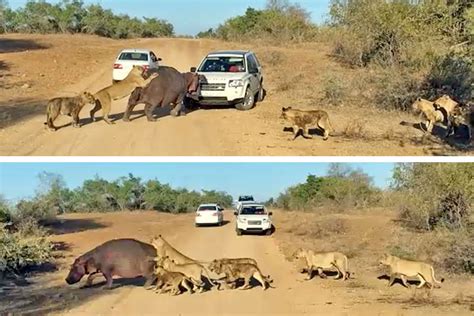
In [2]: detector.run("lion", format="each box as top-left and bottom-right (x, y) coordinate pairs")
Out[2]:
(151, 235), (196, 265)
(379, 254), (444, 289)
(448, 105), (473, 142)
(208, 259), (273, 291)
(148, 264), (194, 295)
(293, 248), (350, 281)
(411, 97), (445, 134)
(44, 91), (96, 131)
(280, 106), (334, 140)
(90, 65), (158, 124)
(155, 256), (215, 293)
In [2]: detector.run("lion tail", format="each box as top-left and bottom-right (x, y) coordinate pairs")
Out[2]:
(430, 266), (444, 286)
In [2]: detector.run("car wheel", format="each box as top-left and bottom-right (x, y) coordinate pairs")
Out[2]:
(257, 82), (265, 102)
(236, 228), (242, 236)
(195, 223), (199, 228)
(265, 229), (272, 236)
(235, 87), (255, 111)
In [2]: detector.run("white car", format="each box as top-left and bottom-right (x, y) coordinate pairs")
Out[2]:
(195, 203), (224, 227)
(234, 204), (273, 236)
(112, 49), (161, 82)
(190, 50), (264, 111)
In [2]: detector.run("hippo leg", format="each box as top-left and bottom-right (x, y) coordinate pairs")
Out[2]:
(123, 103), (137, 122)
(145, 103), (159, 122)
(170, 93), (186, 117)
(102, 270), (114, 289)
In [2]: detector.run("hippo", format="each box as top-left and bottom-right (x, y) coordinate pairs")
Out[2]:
(65, 238), (157, 289)
(123, 66), (199, 122)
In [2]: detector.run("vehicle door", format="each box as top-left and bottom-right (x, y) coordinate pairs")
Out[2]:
(246, 54), (260, 94)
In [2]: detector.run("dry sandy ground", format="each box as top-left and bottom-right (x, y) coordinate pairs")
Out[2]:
(1, 34), (470, 156)
(0, 210), (472, 315)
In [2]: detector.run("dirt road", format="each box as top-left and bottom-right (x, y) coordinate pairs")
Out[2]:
(2, 211), (472, 315)
(2, 34), (466, 156)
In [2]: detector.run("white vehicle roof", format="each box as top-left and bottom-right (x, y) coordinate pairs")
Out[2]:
(118, 49), (152, 54)
(198, 203), (219, 207)
(207, 50), (250, 57)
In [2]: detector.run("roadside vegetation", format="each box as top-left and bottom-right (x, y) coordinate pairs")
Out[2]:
(0, 0), (174, 38)
(199, 0), (472, 112)
(273, 163), (381, 211)
(0, 172), (232, 278)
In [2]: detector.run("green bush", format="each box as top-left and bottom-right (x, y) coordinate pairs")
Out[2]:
(0, 218), (52, 275)
(214, 1), (318, 42)
(392, 163), (473, 231)
(424, 53), (473, 103)
(276, 164), (381, 211)
(1, 0), (174, 38)
(0, 196), (10, 223)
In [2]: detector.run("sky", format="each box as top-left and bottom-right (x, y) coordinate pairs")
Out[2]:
(6, 0), (332, 35)
(0, 163), (395, 202)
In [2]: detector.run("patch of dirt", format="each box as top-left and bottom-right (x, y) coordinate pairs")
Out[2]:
(1, 34), (470, 156)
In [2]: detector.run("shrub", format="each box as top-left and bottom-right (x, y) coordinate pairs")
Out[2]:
(214, 1), (318, 42)
(1, 0), (174, 38)
(0, 195), (10, 223)
(392, 163), (473, 231)
(424, 53), (473, 103)
(276, 164), (381, 211)
(321, 73), (348, 106)
(0, 218), (52, 275)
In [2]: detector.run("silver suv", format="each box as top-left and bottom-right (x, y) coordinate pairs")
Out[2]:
(190, 50), (264, 111)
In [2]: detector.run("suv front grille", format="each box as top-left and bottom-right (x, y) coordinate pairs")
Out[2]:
(248, 220), (262, 225)
(201, 83), (226, 91)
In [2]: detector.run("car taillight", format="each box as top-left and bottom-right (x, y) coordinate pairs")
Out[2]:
(113, 63), (123, 69)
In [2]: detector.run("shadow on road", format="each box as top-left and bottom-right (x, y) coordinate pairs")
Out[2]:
(0, 98), (48, 129)
(46, 218), (108, 235)
(0, 38), (50, 53)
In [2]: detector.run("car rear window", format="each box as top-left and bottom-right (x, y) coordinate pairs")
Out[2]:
(198, 205), (217, 211)
(238, 196), (254, 201)
(241, 206), (266, 215)
(119, 52), (148, 61)
(198, 56), (245, 73)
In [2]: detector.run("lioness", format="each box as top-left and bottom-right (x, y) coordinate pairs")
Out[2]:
(208, 259), (273, 291)
(90, 65), (158, 124)
(148, 265), (193, 295)
(44, 91), (96, 131)
(379, 254), (444, 289)
(411, 98), (445, 133)
(448, 105), (473, 142)
(293, 248), (350, 281)
(155, 256), (215, 293)
(280, 106), (334, 140)
(151, 235), (196, 265)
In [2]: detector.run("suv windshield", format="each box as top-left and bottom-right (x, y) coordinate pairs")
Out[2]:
(238, 196), (254, 202)
(119, 52), (148, 61)
(198, 205), (217, 211)
(240, 206), (266, 215)
(199, 56), (246, 73)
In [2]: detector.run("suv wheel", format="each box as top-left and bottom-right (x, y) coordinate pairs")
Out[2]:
(236, 228), (242, 236)
(257, 82), (265, 102)
(235, 87), (255, 111)
(265, 229), (272, 236)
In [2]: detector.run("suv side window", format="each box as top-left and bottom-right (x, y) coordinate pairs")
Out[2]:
(247, 55), (258, 74)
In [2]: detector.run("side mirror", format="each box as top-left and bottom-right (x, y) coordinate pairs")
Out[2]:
(269, 212), (273, 216)
(233, 212), (238, 216)
(190, 67), (197, 72)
